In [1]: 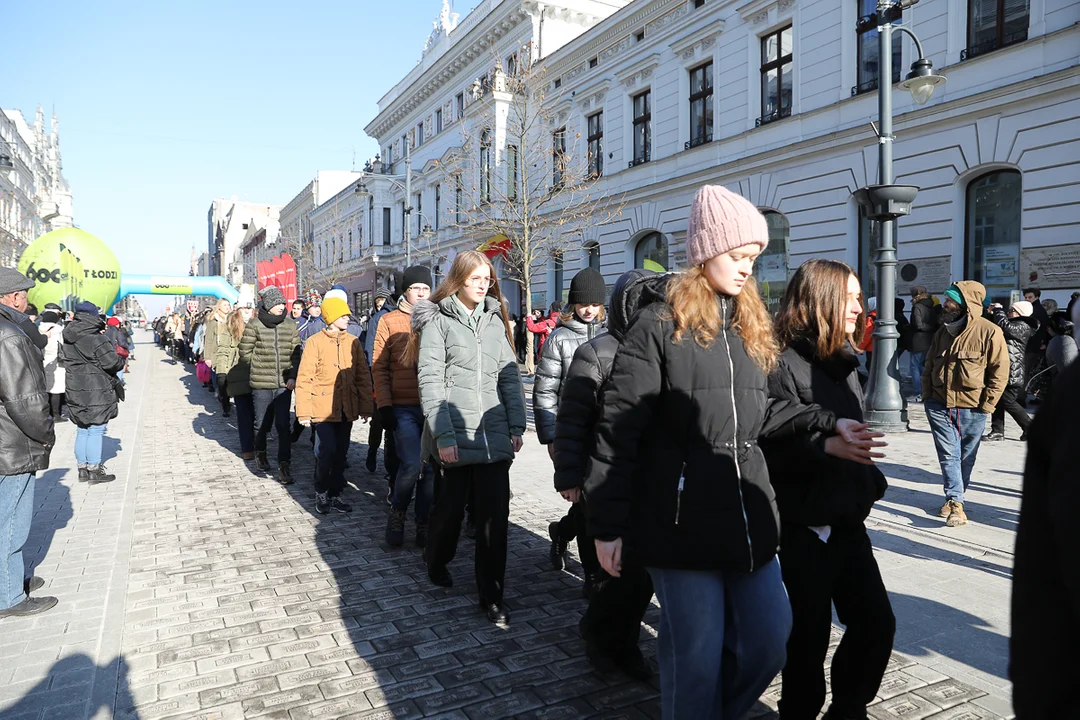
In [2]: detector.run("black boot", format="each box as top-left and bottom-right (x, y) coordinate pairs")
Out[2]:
(278, 461), (294, 485)
(548, 522), (568, 571)
(77, 466), (89, 482)
(255, 451), (271, 472)
(87, 465), (115, 485)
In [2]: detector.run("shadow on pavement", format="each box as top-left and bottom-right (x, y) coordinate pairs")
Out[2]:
(24, 468), (73, 573)
(878, 461), (1019, 534)
(0, 653), (140, 720)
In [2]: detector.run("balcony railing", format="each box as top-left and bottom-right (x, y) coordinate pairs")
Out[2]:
(961, 29), (1028, 61)
(755, 107), (792, 127)
(685, 133), (713, 150)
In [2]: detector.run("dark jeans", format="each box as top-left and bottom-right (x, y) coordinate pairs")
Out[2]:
(253, 388), (292, 462)
(391, 406), (434, 523)
(368, 407), (400, 481)
(215, 374), (231, 414)
(234, 393), (255, 454)
(778, 524), (895, 719)
(924, 399), (987, 504)
(314, 421), (352, 497)
(48, 393), (64, 418)
(556, 501), (599, 575)
(426, 461), (511, 604)
(991, 386), (1032, 436)
(583, 556), (653, 656)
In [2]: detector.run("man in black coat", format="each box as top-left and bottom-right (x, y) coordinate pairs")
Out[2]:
(907, 286), (937, 401)
(0, 267), (47, 351)
(1010, 356), (1080, 715)
(0, 313), (57, 617)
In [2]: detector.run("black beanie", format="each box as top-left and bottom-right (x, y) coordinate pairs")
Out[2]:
(402, 265), (433, 291)
(568, 268), (605, 305)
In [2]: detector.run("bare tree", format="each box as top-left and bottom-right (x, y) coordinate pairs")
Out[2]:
(440, 45), (624, 372)
(276, 197), (362, 293)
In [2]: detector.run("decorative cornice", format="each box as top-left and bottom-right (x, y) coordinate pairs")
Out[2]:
(669, 18), (726, 56)
(614, 53), (661, 82)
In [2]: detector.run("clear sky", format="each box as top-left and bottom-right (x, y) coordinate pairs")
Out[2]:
(6, 0), (478, 314)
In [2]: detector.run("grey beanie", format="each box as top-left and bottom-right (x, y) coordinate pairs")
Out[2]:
(260, 285), (287, 309)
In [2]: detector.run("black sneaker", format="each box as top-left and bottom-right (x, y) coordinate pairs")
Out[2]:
(548, 522), (568, 571)
(415, 523), (429, 548)
(386, 509), (406, 546)
(330, 496), (352, 513)
(87, 466), (115, 485)
(481, 601), (509, 626)
(427, 565), (453, 588)
(255, 451), (272, 472)
(77, 467), (89, 482)
(278, 461), (294, 485)
(315, 491), (331, 515)
(0, 596), (58, 618)
(984, 432), (1005, 442)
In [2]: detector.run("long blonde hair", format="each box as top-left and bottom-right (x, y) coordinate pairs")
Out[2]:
(226, 308), (249, 341)
(404, 250), (516, 365)
(667, 265), (779, 374)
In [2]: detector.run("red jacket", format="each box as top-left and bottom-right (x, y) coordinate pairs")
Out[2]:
(859, 312), (877, 353)
(527, 311), (558, 353)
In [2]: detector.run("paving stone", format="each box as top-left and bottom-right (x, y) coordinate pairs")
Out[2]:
(868, 693), (947, 720)
(277, 661), (351, 690)
(912, 680), (988, 710)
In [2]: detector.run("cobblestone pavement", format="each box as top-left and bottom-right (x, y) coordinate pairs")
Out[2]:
(0, 335), (1019, 719)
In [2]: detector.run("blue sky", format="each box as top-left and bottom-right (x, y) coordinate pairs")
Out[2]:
(6, 0), (478, 313)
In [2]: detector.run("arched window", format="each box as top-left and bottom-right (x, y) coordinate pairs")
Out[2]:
(634, 232), (668, 271)
(552, 250), (565, 306)
(965, 169), (1022, 302)
(757, 211), (790, 313)
(586, 241), (601, 272)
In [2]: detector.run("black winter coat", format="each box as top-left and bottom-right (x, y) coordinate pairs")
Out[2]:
(762, 339), (887, 528)
(0, 317), (54, 475)
(0, 304), (47, 351)
(992, 309), (1037, 388)
(60, 313), (125, 428)
(585, 296), (837, 573)
(909, 297), (938, 353)
(553, 271), (666, 491)
(1010, 361), (1080, 716)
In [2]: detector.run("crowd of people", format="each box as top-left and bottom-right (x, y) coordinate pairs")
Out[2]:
(2, 184), (1078, 716)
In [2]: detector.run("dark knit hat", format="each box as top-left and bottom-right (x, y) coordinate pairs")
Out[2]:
(260, 285), (286, 309)
(568, 268), (605, 305)
(375, 288), (393, 301)
(402, 265), (433, 291)
(40, 310), (61, 324)
(74, 300), (99, 316)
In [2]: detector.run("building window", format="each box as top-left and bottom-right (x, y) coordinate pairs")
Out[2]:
(854, 1), (902, 95)
(632, 91), (651, 166)
(402, 134), (409, 157)
(965, 169), (1022, 302)
(456, 92), (464, 119)
(586, 241), (601, 271)
(415, 192), (423, 236)
(507, 145), (519, 201)
(589, 57), (598, 68)
(480, 128), (492, 204)
(435, 184), (441, 229)
(553, 250), (565, 304)
(688, 62), (713, 148)
(348, 230), (354, 258)
(634, 232), (668, 271)
(553, 127), (567, 186)
(400, 201), (406, 242)
(757, 211), (790, 313)
(554, 78), (562, 89)
(435, 109), (443, 133)
(417, 122), (424, 146)
(858, 216), (880, 300)
(695, 0), (706, 7)
(758, 25), (793, 126)
(587, 112), (603, 178)
(382, 207), (391, 246)
(506, 53), (517, 77)
(384, 146), (393, 174)
(455, 174), (464, 223)
(964, 0), (1029, 60)
(368, 197), (374, 246)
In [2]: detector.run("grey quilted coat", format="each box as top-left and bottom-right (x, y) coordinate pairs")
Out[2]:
(532, 315), (605, 444)
(413, 296), (526, 467)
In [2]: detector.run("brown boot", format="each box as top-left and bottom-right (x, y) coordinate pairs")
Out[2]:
(938, 500), (952, 518)
(945, 501), (968, 527)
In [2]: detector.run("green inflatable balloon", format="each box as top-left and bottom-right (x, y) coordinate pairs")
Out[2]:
(17, 228), (121, 312)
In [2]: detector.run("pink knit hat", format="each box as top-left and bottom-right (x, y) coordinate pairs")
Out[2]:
(686, 185), (769, 266)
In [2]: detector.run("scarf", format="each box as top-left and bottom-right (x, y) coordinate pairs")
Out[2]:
(258, 307), (288, 327)
(398, 296), (414, 315)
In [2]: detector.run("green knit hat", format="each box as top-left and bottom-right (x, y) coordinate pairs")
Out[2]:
(944, 284), (965, 307)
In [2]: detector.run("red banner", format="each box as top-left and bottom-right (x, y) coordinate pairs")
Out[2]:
(256, 260), (270, 290)
(280, 253), (297, 305)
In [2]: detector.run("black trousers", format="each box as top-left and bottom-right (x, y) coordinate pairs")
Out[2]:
(583, 558), (653, 656)
(215, 374), (231, 414)
(254, 389), (292, 462)
(426, 461), (511, 604)
(368, 409), (400, 482)
(991, 385), (1031, 435)
(555, 501), (600, 575)
(778, 524), (895, 720)
(314, 421), (352, 496)
(48, 393), (64, 418)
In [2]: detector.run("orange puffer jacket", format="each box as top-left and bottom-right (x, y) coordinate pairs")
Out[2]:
(295, 329), (374, 423)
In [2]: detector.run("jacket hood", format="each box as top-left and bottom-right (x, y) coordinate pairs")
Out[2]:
(62, 312), (106, 343)
(955, 281), (988, 320)
(411, 295), (502, 334)
(608, 270), (673, 340)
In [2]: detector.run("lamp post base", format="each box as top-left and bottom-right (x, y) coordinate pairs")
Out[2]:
(865, 407), (910, 434)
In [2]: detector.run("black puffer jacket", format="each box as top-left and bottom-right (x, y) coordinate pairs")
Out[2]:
(60, 313), (124, 428)
(0, 303), (47, 351)
(909, 296), (938, 353)
(0, 317), (54, 474)
(553, 271), (667, 491)
(532, 315), (605, 444)
(586, 295), (838, 573)
(992, 308), (1038, 389)
(762, 338), (887, 528)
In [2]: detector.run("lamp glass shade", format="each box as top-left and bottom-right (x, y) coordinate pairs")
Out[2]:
(908, 80), (936, 105)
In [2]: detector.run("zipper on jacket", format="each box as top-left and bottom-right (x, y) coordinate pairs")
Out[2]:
(476, 327), (491, 461)
(675, 475), (685, 525)
(721, 298), (754, 572)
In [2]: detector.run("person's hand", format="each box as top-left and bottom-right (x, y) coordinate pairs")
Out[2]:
(824, 426), (887, 465)
(439, 444), (459, 464)
(299, 418), (310, 427)
(560, 488), (581, 503)
(286, 379), (295, 391)
(835, 418), (872, 443)
(379, 406), (397, 432)
(595, 538), (623, 578)
(512, 435), (523, 453)
(547, 444), (556, 461)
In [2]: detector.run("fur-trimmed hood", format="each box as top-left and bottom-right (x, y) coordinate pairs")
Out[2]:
(410, 295), (504, 334)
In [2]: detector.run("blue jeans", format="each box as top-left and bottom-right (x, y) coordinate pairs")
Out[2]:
(909, 351), (926, 393)
(392, 405), (434, 523)
(74, 424), (107, 467)
(924, 399), (986, 504)
(0, 473), (35, 610)
(648, 557), (792, 720)
(313, 420), (352, 496)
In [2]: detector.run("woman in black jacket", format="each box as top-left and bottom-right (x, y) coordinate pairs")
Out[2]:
(586, 186), (875, 720)
(987, 301), (1037, 441)
(908, 286), (937, 401)
(763, 259), (892, 720)
(61, 303), (124, 485)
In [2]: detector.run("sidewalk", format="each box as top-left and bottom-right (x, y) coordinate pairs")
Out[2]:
(0, 337), (1018, 719)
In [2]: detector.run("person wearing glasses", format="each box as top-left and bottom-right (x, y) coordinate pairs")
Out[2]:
(408, 250), (526, 627)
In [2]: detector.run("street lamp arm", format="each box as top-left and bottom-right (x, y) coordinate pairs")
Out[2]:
(891, 25), (926, 60)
